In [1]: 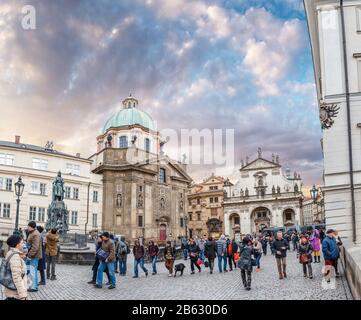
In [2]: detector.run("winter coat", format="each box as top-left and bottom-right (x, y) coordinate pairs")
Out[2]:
(4, 248), (28, 300)
(101, 239), (115, 262)
(216, 238), (227, 256)
(298, 242), (313, 260)
(238, 243), (254, 271)
(272, 238), (289, 258)
(197, 239), (206, 251)
(164, 245), (176, 260)
(322, 236), (339, 260)
(310, 230), (321, 251)
(148, 244), (159, 257)
(253, 242), (262, 257)
(133, 244), (145, 260)
(27, 229), (42, 260)
(204, 240), (217, 259)
(45, 232), (59, 256)
(188, 243), (200, 259)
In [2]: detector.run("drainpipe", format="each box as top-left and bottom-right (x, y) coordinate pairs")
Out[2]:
(85, 182), (91, 240)
(340, 0), (357, 243)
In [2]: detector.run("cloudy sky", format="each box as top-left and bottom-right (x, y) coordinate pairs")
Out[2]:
(0, 0), (323, 189)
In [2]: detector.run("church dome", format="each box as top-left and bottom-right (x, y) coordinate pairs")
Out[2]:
(102, 95), (157, 133)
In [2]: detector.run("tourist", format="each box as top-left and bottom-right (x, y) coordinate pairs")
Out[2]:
(231, 238), (238, 269)
(216, 234), (228, 273)
(238, 237), (254, 291)
(148, 240), (159, 275)
(45, 228), (59, 281)
(188, 238), (201, 274)
(117, 236), (130, 276)
(26, 221), (42, 292)
(36, 226), (46, 286)
(320, 229), (326, 242)
(297, 234), (313, 279)
(335, 230), (343, 278)
(94, 232), (116, 289)
(197, 235), (206, 262)
(272, 231), (289, 279)
(164, 241), (176, 277)
(226, 238), (237, 271)
(291, 232), (299, 251)
(3, 235), (27, 300)
(253, 238), (262, 271)
(261, 236), (268, 255)
(322, 229), (339, 283)
(113, 236), (120, 273)
(133, 239), (148, 278)
(181, 237), (189, 260)
(88, 235), (111, 285)
(269, 235), (274, 255)
(310, 229), (321, 263)
(204, 236), (217, 274)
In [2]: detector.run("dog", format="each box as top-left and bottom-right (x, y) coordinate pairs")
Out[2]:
(174, 263), (186, 277)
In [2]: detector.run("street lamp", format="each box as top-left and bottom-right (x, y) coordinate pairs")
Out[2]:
(184, 216), (188, 239)
(14, 176), (25, 236)
(310, 185), (318, 204)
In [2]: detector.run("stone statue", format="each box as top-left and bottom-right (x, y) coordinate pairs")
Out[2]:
(52, 171), (65, 201)
(277, 186), (281, 194)
(258, 147), (262, 158)
(245, 188), (249, 197)
(272, 185), (276, 195)
(294, 183), (299, 193)
(107, 134), (113, 147)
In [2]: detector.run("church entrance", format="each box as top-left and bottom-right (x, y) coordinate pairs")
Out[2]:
(159, 224), (167, 241)
(251, 207), (271, 234)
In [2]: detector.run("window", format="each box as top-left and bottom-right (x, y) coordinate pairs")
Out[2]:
(93, 190), (98, 202)
(5, 178), (12, 191)
(210, 186), (218, 190)
(66, 163), (80, 176)
(144, 138), (150, 152)
(73, 188), (79, 200)
(357, 7), (361, 32)
(119, 136), (128, 148)
(197, 198), (200, 205)
(210, 197), (214, 203)
(32, 158), (48, 170)
(38, 208), (45, 222)
(71, 211), (78, 225)
(214, 197), (219, 203)
(180, 217), (184, 228)
(92, 213), (98, 228)
(2, 203), (10, 218)
(65, 186), (71, 199)
(40, 183), (46, 196)
(31, 182), (46, 195)
(0, 154), (14, 166)
(29, 206), (37, 221)
(159, 168), (166, 183)
(234, 216), (240, 225)
(197, 213), (201, 221)
(189, 213), (192, 221)
(138, 215), (143, 227)
(188, 200), (192, 206)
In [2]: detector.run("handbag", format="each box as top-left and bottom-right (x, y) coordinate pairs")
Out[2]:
(251, 257), (257, 267)
(0, 252), (21, 290)
(233, 252), (240, 262)
(204, 261), (209, 268)
(299, 254), (309, 264)
(96, 248), (109, 261)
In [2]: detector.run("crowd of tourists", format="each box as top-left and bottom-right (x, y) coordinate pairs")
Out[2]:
(1, 221), (343, 299)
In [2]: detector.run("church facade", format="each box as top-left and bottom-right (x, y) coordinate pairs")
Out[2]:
(223, 149), (303, 238)
(90, 95), (192, 243)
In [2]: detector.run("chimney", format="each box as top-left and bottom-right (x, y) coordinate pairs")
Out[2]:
(76, 153), (81, 158)
(15, 135), (21, 144)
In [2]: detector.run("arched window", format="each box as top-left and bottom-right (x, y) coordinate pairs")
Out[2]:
(144, 138), (150, 152)
(119, 136), (128, 148)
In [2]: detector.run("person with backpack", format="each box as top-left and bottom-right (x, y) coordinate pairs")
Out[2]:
(164, 241), (176, 277)
(117, 236), (130, 276)
(26, 221), (42, 292)
(188, 238), (201, 274)
(216, 234), (227, 273)
(87, 235), (111, 285)
(253, 238), (262, 271)
(1, 235), (28, 300)
(204, 236), (217, 274)
(322, 229), (339, 283)
(114, 237), (120, 273)
(181, 237), (189, 260)
(147, 240), (159, 275)
(238, 237), (254, 291)
(133, 239), (148, 278)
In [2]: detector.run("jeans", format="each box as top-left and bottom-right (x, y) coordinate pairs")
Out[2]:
(183, 249), (188, 260)
(217, 255), (227, 272)
(92, 258), (110, 282)
(114, 258), (119, 272)
(151, 255), (157, 274)
(199, 250), (205, 262)
(292, 241), (298, 251)
(228, 255), (235, 270)
(262, 245), (267, 255)
(97, 260), (116, 287)
(241, 269), (252, 288)
(119, 255), (127, 275)
(208, 258), (214, 272)
(46, 255), (56, 278)
(27, 258), (39, 290)
(255, 254), (261, 268)
(38, 259), (46, 283)
(134, 257), (148, 277)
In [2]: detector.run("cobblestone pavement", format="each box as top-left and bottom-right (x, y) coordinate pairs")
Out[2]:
(12, 251), (352, 300)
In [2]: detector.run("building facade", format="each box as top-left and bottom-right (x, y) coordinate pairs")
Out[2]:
(187, 174), (224, 239)
(91, 95), (192, 243)
(305, 0), (361, 242)
(0, 137), (102, 242)
(223, 149), (303, 238)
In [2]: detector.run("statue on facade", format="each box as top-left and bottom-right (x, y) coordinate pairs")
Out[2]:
(258, 147), (262, 158)
(294, 183), (299, 193)
(277, 186), (281, 194)
(272, 185), (276, 195)
(52, 171), (65, 201)
(245, 188), (249, 197)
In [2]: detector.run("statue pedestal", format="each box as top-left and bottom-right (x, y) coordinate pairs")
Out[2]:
(45, 200), (69, 234)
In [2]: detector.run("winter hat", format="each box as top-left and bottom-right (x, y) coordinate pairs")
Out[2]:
(28, 221), (36, 229)
(7, 235), (22, 248)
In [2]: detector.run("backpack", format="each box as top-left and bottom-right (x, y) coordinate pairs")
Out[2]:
(119, 242), (128, 255)
(0, 252), (22, 290)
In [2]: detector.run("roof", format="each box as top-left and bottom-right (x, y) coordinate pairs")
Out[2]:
(103, 107), (157, 133)
(0, 140), (90, 162)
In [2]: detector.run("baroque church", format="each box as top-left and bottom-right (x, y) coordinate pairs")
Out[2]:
(90, 95), (192, 243)
(223, 148), (303, 239)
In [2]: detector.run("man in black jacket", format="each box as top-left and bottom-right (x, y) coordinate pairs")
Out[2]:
(272, 231), (289, 279)
(204, 237), (217, 274)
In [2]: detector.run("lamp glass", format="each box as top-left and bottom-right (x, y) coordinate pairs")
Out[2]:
(15, 177), (25, 197)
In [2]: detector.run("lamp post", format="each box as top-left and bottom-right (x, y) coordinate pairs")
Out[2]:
(310, 185), (318, 204)
(184, 215), (188, 239)
(14, 176), (25, 236)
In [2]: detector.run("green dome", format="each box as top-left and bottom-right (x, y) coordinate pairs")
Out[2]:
(103, 107), (157, 133)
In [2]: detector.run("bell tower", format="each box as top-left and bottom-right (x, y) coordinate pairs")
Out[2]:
(122, 93), (138, 109)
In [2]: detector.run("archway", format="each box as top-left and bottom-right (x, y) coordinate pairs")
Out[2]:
(283, 208), (295, 227)
(159, 224), (167, 241)
(251, 207), (271, 234)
